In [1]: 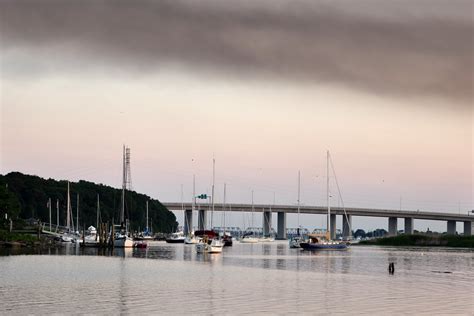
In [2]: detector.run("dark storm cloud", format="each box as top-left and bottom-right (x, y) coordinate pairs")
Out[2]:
(1, 0), (472, 102)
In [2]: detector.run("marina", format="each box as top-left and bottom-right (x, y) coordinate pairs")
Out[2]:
(1, 0), (472, 314)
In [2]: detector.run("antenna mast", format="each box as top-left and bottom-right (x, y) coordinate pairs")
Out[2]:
(121, 145), (132, 224)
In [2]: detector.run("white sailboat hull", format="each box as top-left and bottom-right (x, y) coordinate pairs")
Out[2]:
(114, 237), (134, 248)
(196, 239), (224, 253)
(184, 236), (201, 244)
(240, 237), (259, 243)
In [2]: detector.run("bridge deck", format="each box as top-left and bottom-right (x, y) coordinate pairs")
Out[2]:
(163, 202), (473, 222)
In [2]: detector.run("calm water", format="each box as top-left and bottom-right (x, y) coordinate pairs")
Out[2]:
(0, 242), (472, 315)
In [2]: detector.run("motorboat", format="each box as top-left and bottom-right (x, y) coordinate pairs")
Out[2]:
(194, 230), (224, 253)
(196, 235), (224, 254)
(81, 226), (100, 247)
(289, 235), (304, 248)
(222, 232), (233, 247)
(166, 231), (186, 243)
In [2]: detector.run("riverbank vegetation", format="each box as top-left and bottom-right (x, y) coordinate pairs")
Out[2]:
(0, 172), (178, 234)
(359, 234), (474, 248)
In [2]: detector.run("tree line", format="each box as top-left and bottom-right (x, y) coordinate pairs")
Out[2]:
(0, 172), (178, 233)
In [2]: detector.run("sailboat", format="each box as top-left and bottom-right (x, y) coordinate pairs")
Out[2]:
(290, 171), (304, 248)
(196, 158), (224, 253)
(241, 190), (259, 243)
(222, 183), (233, 246)
(60, 182), (76, 243)
(136, 200), (154, 241)
(185, 178), (201, 244)
(81, 194), (101, 247)
(300, 151), (348, 251)
(113, 145), (134, 248)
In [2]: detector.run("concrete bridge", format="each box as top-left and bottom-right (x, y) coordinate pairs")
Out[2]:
(163, 202), (474, 239)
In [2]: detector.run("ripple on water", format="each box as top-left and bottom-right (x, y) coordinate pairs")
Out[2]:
(0, 243), (472, 314)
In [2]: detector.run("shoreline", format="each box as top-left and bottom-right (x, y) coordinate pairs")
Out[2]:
(358, 234), (474, 248)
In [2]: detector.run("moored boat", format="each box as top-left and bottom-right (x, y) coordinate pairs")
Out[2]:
(240, 234), (259, 243)
(196, 235), (224, 254)
(300, 151), (349, 251)
(222, 232), (233, 246)
(166, 231), (186, 243)
(184, 233), (201, 244)
(289, 235), (304, 248)
(259, 236), (275, 242)
(300, 234), (347, 250)
(194, 230), (224, 253)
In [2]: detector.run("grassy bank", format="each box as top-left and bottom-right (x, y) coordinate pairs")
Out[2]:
(359, 234), (474, 248)
(0, 230), (40, 247)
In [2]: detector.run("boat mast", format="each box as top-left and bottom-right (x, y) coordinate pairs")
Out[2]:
(326, 150), (331, 240)
(251, 190), (254, 234)
(96, 194), (100, 230)
(210, 157), (215, 229)
(66, 181), (71, 232)
(192, 174), (196, 231)
(48, 198), (51, 232)
(121, 145), (126, 225)
(223, 183), (227, 234)
(146, 200), (149, 233)
(76, 193), (79, 233)
(56, 199), (59, 233)
(96, 194), (100, 241)
(297, 170), (301, 234)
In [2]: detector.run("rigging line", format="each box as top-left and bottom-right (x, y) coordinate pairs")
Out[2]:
(329, 152), (351, 238)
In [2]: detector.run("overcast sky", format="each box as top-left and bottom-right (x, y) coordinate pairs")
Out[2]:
(1, 0), (472, 232)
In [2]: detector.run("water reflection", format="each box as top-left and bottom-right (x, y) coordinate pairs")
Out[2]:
(1, 243), (473, 315)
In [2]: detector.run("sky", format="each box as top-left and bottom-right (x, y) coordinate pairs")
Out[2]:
(1, 0), (472, 232)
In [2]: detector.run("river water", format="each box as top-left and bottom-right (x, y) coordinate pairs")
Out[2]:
(0, 242), (472, 315)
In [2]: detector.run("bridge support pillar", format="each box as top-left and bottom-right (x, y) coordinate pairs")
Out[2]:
(463, 221), (472, 236)
(277, 212), (286, 240)
(404, 218), (414, 234)
(342, 215), (352, 239)
(263, 210), (272, 237)
(447, 220), (456, 235)
(388, 217), (398, 236)
(330, 214), (336, 240)
(198, 209), (207, 231)
(184, 209), (193, 235)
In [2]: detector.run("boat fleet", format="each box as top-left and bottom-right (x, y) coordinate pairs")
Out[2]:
(55, 148), (349, 252)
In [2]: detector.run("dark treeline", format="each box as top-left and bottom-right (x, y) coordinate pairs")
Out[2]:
(0, 172), (178, 233)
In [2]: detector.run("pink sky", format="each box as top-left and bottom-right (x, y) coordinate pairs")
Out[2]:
(1, 0), (472, 231)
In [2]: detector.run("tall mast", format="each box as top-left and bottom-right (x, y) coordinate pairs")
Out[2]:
(56, 199), (59, 232)
(297, 170), (301, 230)
(251, 190), (254, 231)
(66, 181), (71, 231)
(121, 145), (126, 224)
(76, 193), (79, 233)
(327, 150), (331, 239)
(192, 174), (196, 232)
(210, 157), (215, 229)
(96, 194), (100, 230)
(146, 200), (149, 233)
(223, 183), (227, 233)
(48, 198), (51, 232)
(192, 175), (196, 211)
